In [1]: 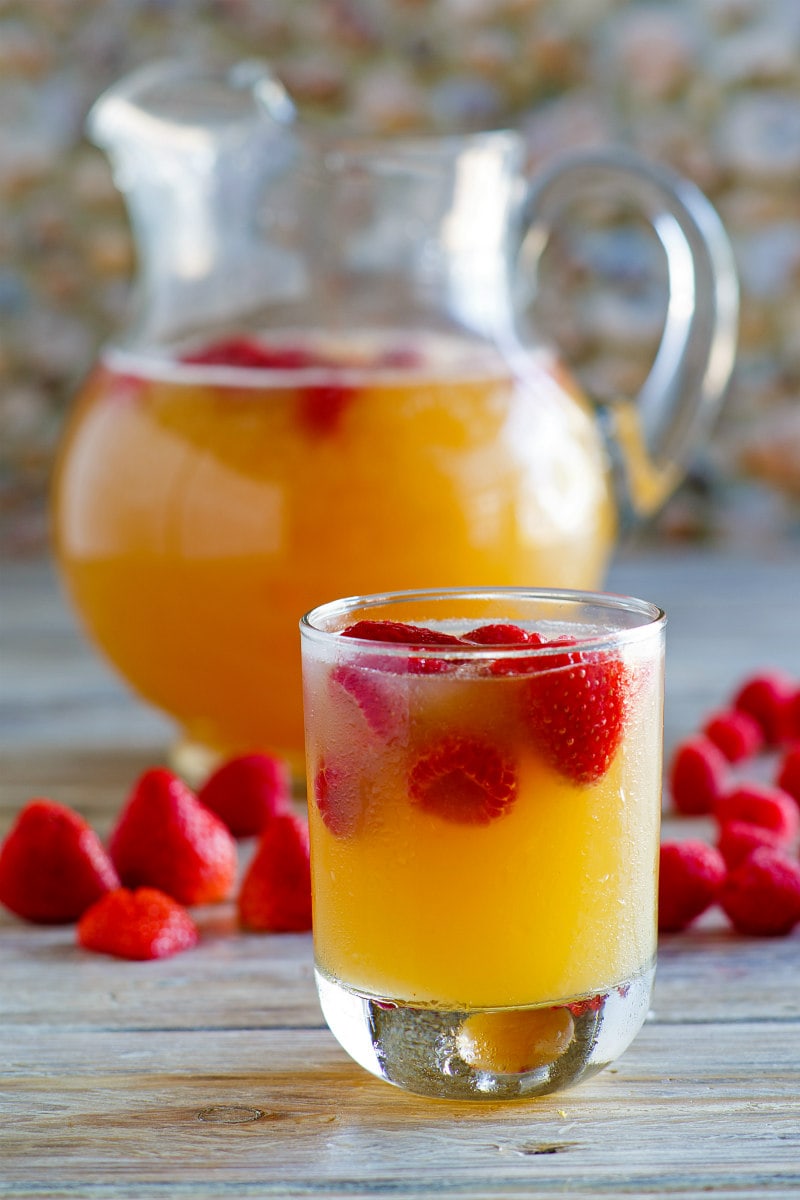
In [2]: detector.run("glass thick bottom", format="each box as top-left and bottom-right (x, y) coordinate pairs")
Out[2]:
(316, 961), (654, 1101)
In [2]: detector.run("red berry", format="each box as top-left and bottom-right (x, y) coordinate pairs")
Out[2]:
(341, 619), (462, 676)
(525, 643), (630, 785)
(108, 768), (238, 905)
(732, 671), (795, 745)
(783, 689), (800, 742)
(312, 760), (363, 838)
(702, 709), (764, 763)
(719, 847), (800, 936)
(238, 813), (312, 932)
(77, 887), (198, 960)
(669, 736), (728, 816)
(714, 783), (800, 845)
(0, 800), (119, 924)
(658, 840), (726, 933)
(461, 624), (532, 645)
(197, 753), (291, 839)
(776, 743), (800, 804)
(297, 383), (354, 436)
(330, 664), (400, 740)
(409, 735), (517, 825)
(717, 820), (785, 870)
(182, 337), (316, 370)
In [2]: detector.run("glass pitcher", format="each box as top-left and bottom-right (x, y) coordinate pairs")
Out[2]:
(51, 60), (738, 775)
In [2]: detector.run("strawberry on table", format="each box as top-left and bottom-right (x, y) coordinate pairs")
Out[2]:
(77, 887), (198, 960)
(238, 813), (312, 932)
(198, 753), (291, 839)
(0, 799), (119, 924)
(108, 768), (237, 905)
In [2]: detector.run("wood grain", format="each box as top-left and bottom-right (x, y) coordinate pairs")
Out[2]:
(2, 550), (800, 1198)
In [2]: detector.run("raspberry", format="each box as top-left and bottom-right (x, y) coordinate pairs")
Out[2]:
(0, 799), (119, 925)
(658, 841), (726, 933)
(525, 643), (629, 785)
(668, 736), (728, 816)
(237, 813), (312, 933)
(312, 760), (363, 838)
(732, 671), (795, 746)
(77, 887), (198, 960)
(409, 735), (517, 825)
(775, 744), (800, 804)
(714, 783), (800, 845)
(197, 753), (291, 839)
(702, 709), (764, 763)
(719, 847), (800, 936)
(108, 768), (238, 905)
(717, 820), (785, 870)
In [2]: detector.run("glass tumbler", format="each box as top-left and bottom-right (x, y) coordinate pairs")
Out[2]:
(300, 588), (665, 1100)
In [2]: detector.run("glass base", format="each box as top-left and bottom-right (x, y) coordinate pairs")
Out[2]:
(316, 962), (654, 1101)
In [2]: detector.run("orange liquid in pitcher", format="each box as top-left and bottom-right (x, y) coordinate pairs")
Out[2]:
(52, 334), (615, 766)
(304, 625), (662, 1009)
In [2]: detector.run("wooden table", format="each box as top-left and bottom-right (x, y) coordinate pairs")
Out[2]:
(2, 548), (800, 1199)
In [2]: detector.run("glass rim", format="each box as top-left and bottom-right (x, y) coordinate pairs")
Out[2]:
(300, 586), (666, 660)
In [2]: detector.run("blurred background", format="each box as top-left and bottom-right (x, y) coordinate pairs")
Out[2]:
(4, 0), (800, 557)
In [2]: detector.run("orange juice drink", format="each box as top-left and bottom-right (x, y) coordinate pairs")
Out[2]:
(301, 588), (665, 1099)
(51, 334), (615, 771)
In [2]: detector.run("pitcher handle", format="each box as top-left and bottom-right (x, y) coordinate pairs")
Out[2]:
(519, 149), (739, 527)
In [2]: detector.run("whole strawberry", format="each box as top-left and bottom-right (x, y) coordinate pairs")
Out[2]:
(78, 887), (198, 960)
(0, 799), (119, 924)
(238, 813), (312, 932)
(198, 753), (290, 839)
(108, 768), (237, 905)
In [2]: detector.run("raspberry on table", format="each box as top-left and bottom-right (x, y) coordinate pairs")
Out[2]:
(775, 744), (800, 806)
(716, 820), (786, 869)
(702, 709), (764, 763)
(668, 736), (729, 816)
(719, 847), (800, 936)
(732, 672), (795, 746)
(714, 783), (800, 845)
(658, 840), (726, 933)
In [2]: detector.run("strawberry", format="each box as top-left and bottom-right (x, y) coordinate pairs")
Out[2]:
(197, 753), (291, 839)
(312, 760), (363, 838)
(181, 337), (316, 370)
(0, 799), (119, 924)
(238, 813), (312, 932)
(461, 624), (532, 645)
(524, 642), (629, 785)
(341, 618), (462, 676)
(669, 736), (728, 816)
(408, 735), (517, 825)
(330, 664), (400, 740)
(702, 709), (764, 764)
(658, 840), (726, 932)
(717, 820), (785, 870)
(714, 783), (800, 845)
(719, 847), (800, 936)
(732, 671), (795, 746)
(297, 383), (354, 436)
(77, 887), (198, 960)
(108, 768), (237, 905)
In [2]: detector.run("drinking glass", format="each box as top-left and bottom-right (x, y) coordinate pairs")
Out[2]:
(300, 587), (665, 1100)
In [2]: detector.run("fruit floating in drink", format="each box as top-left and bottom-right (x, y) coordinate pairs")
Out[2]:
(51, 334), (615, 771)
(301, 588), (665, 1100)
